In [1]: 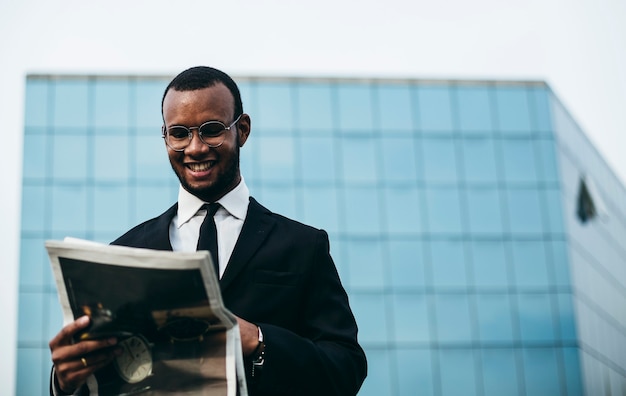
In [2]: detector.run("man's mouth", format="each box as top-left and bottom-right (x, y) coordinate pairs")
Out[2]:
(187, 161), (215, 172)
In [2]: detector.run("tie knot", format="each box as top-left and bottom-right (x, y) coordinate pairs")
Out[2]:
(202, 202), (221, 217)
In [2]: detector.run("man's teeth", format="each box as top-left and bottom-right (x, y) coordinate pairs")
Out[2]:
(188, 162), (213, 172)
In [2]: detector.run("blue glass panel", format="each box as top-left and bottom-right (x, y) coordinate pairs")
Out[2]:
(47, 292), (64, 342)
(439, 349), (478, 396)
(392, 293), (430, 342)
(388, 239), (426, 289)
(537, 138), (559, 183)
(381, 137), (418, 183)
(425, 187), (463, 234)
(93, 80), (130, 128)
(435, 294), (472, 342)
(135, 136), (172, 181)
(466, 187), (504, 234)
(481, 349), (520, 396)
(384, 186), (422, 234)
(22, 134), (48, 180)
(550, 240), (571, 287)
(456, 86), (493, 133)
(350, 293), (388, 343)
(16, 348), (44, 396)
(258, 186), (297, 220)
(240, 135), (257, 181)
(494, 86), (531, 134)
(530, 86), (553, 133)
(511, 240), (550, 288)
(301, 186), (339, 233)
(359, 348), (392, 395)
(471, 240), (509, 288)
(337, 84), (374, 133)
(556, 293), (577, 342)
(505, 188), (543, 234)
(377, 85), (414, 132)
(295, 83), (333, 133)
(500, 137), (538, 183)
(25, 80), (48, 128)
(345, 239), (385, 290)
(133, 184), (175, 224)
(340, 136), (378, 183)
(19, 237), (47, 287)
(258, 136), (296, 182)
(93, 185), (130, 233)
(94, 136), (130, 181)
(299, 136), (336, 183)
(255, 83), (294, 132)
(21, 185), (46, 232)
(461, 137), (498, 184)
(52, 135), (88, 180)
(430, 239), (467, 288)
(475, 294), (514, 342)
(343, 186), (381, 235)
(51, 184), (88, 233)
(396, 348), (434, 396)
(517, 294), (556, 342)
(522, 348), (561, 396)
(562, 348), (584, 395)
(543, 188), (565, 234)
(18, 292), (44, 342)
(135, 79), (166, 128)
(422, 137), (458, 183)
(415, 85), (453, 132)
(53, 80), (89, 128)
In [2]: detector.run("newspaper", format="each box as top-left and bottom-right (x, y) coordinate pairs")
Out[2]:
(46, 239), (248, 396)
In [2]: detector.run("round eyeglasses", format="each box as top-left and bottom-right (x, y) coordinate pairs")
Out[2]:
(162, 114), (242, 151)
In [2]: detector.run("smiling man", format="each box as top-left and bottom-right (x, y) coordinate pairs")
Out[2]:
(48, 66), (367, 396)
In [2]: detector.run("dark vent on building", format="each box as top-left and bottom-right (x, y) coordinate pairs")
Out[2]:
(577, 177), (598, 223)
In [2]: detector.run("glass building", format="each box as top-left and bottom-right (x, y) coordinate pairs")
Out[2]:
(17, 74), (626, 395)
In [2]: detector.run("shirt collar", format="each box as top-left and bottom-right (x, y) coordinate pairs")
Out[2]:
(175, 177), (250, 228)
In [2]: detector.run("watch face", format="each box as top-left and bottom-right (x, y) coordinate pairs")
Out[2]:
(114, 335), (153, 383)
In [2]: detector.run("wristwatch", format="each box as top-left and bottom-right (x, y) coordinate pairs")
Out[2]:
(251, 326), (265, 378)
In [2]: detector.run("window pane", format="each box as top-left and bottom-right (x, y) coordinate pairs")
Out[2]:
(350, 293), (388, 343)
(133, 184), (175, 224)
(389, 239), (426, 289)
(415, 85), (453, 132)
(256, 83), (294, 132)
(135, 79), (166, 128)
(25, 80), (49, 128)
(337, 84), (374, 133)
(340, 136), (377, 183)
(456, 86), (493, 133)
(359, 349), (392, 395)
(396, 348), (434, 396)
(392, 293), (430, 342)
(511, 240), (550, 288)
(517, 294), (556, 342)
(19, 237), (47, 287)
(439, 349), (477, 396)
(481, 349), (520, 396)
(435, 294), (472, 342)
(461, 137), (498, 184)
(431, 239), (467, 288)
(466, 187), (504, 234)
(258, 186), (297, 219)
(18, 292), (44, 342)
(494, 87), (531, 134)
(93, 185), (130, 233)
(475, 294), (514, 342)
(345, 239), (385, 290)
(135, 136), (171, 181)
(296, 83), (333, 133)
(258, 136), (296, 183)
(471, 240), (509, 288)
(53, 80), (89, 128)
(94, 136), (129, 181)
(343, 186), (381, 235)
(93, 80), (130, 129)
(425, 187), (463, 234)
(22, 135), (49, 180)
(299, 136), (336, 183)
(506, 188), (543, 234)
(51, 184), (88, 233)
(377, 85), (414, 132)
(52, 135), (88, 180)
(556, 293), (577, 342)
(21, 185), (46, 233)
(522, 348), (561, 396)
(301, 186), (339, 233)
(422, 137), (458, 183)
(530, 87), (553, 133)
(381, 137), (418, 183)
(16, 348), (44, 396)
(501, 137), (538, 183)
(384, 186), (422, 234)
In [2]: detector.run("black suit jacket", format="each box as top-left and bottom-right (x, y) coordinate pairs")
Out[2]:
(111, 197), (367, 396)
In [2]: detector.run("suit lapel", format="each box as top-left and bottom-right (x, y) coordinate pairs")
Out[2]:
(146, 203), (177, 250)
(220, 198), (275, 292)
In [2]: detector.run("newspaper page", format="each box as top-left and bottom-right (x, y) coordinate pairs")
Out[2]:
(46, 239), (248, 396)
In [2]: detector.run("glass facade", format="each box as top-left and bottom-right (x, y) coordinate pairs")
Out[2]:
(17, 75), (626, 395)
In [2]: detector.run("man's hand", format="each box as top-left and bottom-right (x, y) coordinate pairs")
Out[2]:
(49, 316), (121, 394)
(236, 316), (261, 357)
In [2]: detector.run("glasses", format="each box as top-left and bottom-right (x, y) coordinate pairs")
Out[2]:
(162, 114), (242, 151)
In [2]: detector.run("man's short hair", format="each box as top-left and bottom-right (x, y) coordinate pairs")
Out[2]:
(161, 66), (243, 120)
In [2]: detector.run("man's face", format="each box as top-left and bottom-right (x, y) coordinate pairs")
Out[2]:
(162, 83), (250, 203)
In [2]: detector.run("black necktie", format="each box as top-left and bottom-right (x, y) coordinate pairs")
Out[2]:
(196, 203), (221, 277)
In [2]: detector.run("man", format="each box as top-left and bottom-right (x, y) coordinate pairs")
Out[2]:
(49, 66), (367, 395)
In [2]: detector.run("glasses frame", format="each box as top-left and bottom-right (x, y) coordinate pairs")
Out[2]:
(162, 114), (243, 152)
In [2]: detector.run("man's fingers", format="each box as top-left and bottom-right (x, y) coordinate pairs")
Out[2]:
(49, 316), (90, 349)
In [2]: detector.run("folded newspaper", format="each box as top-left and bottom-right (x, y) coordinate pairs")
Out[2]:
(46, 238), (248, 396)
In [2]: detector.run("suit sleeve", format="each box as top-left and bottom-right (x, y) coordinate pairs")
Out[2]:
(249, 230), (367, 396)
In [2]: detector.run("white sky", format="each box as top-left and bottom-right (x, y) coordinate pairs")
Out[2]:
(1, 0), (624, 392)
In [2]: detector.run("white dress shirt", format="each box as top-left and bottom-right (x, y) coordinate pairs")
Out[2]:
(169, 178), (250, 279)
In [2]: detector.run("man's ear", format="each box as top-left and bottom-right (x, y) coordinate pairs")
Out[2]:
(237, 113), (251, 147)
